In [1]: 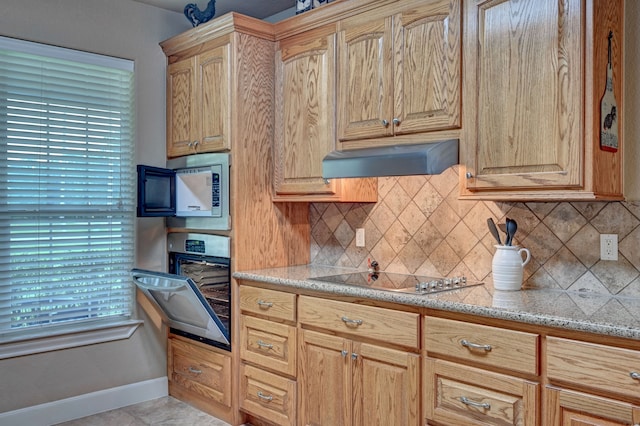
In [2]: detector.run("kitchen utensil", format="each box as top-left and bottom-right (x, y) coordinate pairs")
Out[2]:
(487, 218), (502, 245)
(505, 218), (518, 246)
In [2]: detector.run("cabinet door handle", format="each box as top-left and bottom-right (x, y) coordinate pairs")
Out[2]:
(392, 117), (401, 126)
(351, 353), (358, 360)
(341, 350), (348, 357)
(341, 316), (363, 326)
(630, 371), (640, 380)
(257, 391), (273, 402)
(257, 299), (273, 309)
(381, 119), (389, 127)
(188, 367), (202, 375)
(460, 396), (490, 410)
(460, 339), (492, 352)
(257, 340), (273, 350)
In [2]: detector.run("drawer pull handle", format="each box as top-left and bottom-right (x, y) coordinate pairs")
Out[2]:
(460, 339), (492, 352)
(257, 300), (273, 309)
(460, 396), (490, 410)
(257, 340), (273, 350)
(188, 367), (202, 375)
(257, 391), (273, 402)
(630, 371), (640, 380)
(341, 316), (363, 326)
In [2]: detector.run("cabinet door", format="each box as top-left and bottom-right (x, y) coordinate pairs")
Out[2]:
(393, 0), (461, 135)
(167, 56), (197, 158)
(337, 16), (394, 141)
(197, 44), (230, 152)
(298, 329), (351, 426)
(274, 29), (340, 197)
(463, 0), (582, 191)
(545, 387), (640, 425)
(352, 342), (420, 426)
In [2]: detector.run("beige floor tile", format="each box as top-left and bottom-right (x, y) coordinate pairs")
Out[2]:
(54, 396), (229, 426)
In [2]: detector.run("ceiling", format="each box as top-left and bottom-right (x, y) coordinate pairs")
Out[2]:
(133, 0), (295, 20)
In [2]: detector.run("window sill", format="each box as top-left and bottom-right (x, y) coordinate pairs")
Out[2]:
(0, 319), (143, 360)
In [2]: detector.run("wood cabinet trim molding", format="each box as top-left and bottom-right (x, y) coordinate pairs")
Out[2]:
(161, 12), (274, 57)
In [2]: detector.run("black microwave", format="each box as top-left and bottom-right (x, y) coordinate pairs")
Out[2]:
(137, 153), (231, 230)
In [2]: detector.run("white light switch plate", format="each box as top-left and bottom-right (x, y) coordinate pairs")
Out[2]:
(355, 228), (365, 247)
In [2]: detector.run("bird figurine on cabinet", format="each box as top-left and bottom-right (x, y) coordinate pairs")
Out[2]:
(184, 0), (216, 27)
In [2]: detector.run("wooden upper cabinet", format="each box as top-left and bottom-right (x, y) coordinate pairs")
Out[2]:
(166, 56), (196, 158)
(198, 46), (230, 154)
(336, 0), (461, 143)
(166, 43), (230, 158)
(273, 27), (377, 202)
(461, 0), (624, 200)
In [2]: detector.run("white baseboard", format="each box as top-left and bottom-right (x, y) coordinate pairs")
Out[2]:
(0, 376), (168, 426)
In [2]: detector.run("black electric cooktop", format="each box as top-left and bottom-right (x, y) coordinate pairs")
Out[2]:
(310, 271), (483, 295)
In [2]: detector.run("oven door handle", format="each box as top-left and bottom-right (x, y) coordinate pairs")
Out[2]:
(131, 275), (187, 292)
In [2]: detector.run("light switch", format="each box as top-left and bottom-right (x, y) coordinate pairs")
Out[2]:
(355, 228), (365, 247)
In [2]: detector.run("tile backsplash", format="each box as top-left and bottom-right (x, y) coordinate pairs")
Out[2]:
(310, 166), (640, 297)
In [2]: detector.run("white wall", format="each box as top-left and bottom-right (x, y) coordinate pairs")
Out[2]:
(0, 0), (188, 413)
(625, 0), (640, 200)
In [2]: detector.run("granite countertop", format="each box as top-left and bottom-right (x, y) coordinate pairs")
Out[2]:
(234, 265), (640, 341)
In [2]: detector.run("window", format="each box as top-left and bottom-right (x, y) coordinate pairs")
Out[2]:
(0, 36), (136, 350)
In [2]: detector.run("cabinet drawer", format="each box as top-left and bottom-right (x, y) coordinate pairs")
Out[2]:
(169, 337), (231, 407)
(240, 285), (296, 322)
(424, 316), (539, 375)
(298, 295), (419, 348)
(240, 363), (296, 426)
(425, 358), (539, 426)
(547, 336), (640, 398)
(240, 315), (297, 377)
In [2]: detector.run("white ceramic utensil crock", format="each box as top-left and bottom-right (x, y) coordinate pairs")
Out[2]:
(492, 245), (531, 291)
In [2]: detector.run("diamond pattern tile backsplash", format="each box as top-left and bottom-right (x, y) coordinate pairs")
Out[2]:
(310, 166), (640, 297)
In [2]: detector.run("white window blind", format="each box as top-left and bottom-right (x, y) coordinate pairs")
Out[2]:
(0, 36), (136, 340)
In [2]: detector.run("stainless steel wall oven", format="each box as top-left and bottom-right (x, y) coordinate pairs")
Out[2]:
(132, 233), (231, 351)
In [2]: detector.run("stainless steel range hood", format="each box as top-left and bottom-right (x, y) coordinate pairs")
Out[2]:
(322, 139), (458, 179)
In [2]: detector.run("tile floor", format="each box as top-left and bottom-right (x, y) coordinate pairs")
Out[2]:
(54, 396), (230, 426)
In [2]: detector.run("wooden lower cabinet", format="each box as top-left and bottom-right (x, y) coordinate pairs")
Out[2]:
(298, 328), (420, 426)
(167, 334), (232, 420)
(424, 357), (539, 425)
(544, 387), (640, 426)
(238, 285), (298, 425)
(544, 336), (640, 425)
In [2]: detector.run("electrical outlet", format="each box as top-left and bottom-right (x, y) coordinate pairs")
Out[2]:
(600, 234), (618, 261)
(355, 228), (365, 247)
